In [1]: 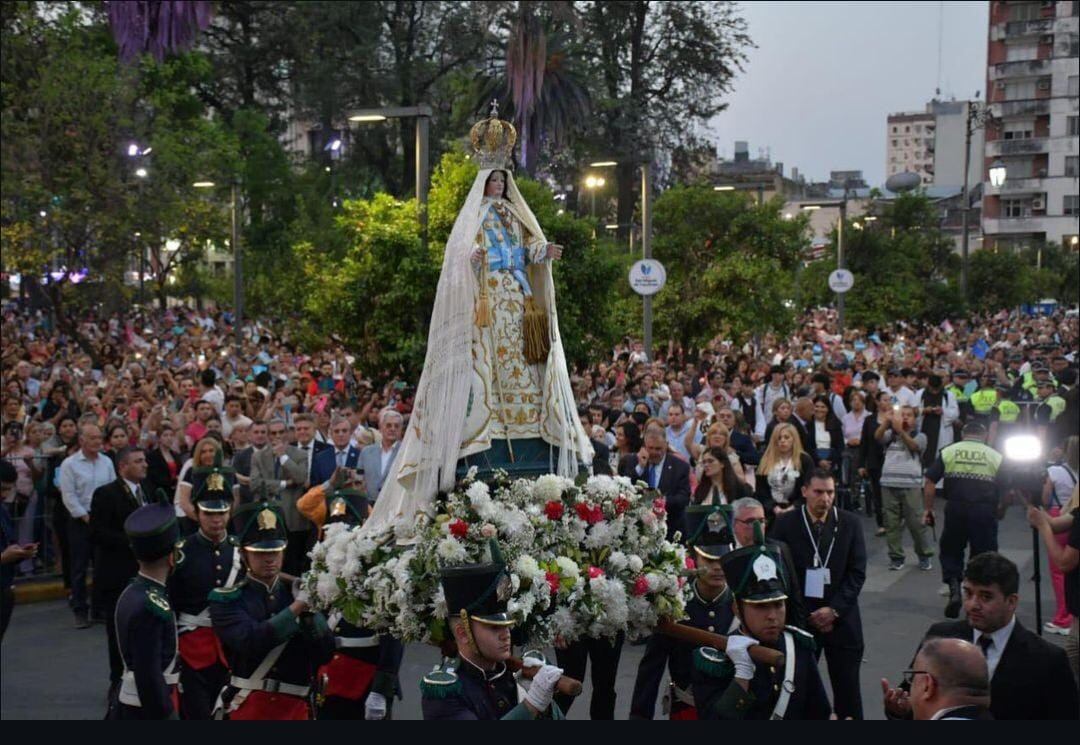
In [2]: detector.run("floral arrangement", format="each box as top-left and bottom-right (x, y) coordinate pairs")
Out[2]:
(302, 468), (689, 646)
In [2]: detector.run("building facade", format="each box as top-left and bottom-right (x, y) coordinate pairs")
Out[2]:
(981, 0), (1080, 251)
(886, 111), (937, 185)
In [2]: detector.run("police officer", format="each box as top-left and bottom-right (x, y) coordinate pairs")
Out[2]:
(969, 375), (998, 425)
(309, 489), (404, 720)
(922, 421), (1007, 619)
(630, 505), (735, 719)
(168, 477), (244, 719)
(1034, 376), (1066, 445)
(113, 503), (182, 720)
(209, 502), (335, 719)
(690, 541), (831, 720)
(988, 382), (1021, 450)
(421, 558), (565, 720)
(946, 370), (972, 440)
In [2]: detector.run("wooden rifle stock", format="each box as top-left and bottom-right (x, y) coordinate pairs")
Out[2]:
(438, 639), (583, 698)
(656, 618), (786, 668)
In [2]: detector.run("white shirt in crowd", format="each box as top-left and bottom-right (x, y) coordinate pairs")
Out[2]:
(885, 385), (919, 408)
(202, 385), (225, 414)
(59, 450), (116, 519)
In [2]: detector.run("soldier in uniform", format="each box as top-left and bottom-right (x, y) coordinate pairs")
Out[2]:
(303, 486), (404, 720)
(630, 504), (736, 719)
(113, 503), (182, 720)
(691, 541), (831, 720)
(421, 559), (565, 720)
(209, 502), (335, 719)
(168, 472), (244, 719)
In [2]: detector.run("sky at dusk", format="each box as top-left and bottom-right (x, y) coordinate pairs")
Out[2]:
(709, 1), (989, 186)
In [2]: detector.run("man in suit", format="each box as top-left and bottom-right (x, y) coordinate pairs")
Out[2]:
(293, 412), (330, 488)
(231, 420), (267, 505)
(359, 408), (402, 500)
(310, 416), (361, 489)
(249, 418), (311, 575)
(618, 428), (691, 542)
(906, 638), (993, 720)
(730, 497), (809, 631)
(791, 398), (817, 458)
(883, 551), (1078, 720)
(89, 446), (153, 701)
(769, 468), (867, 719)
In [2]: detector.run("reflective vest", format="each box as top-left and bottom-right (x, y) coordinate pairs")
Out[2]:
(947, 384), (969, 404)
(1046, 395), (1066, 422)
(995, 400), (1020, 423)
(970, 389), (997, 415)
(941, 440), (1004, 481)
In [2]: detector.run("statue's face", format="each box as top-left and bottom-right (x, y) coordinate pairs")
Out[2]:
(485, 170), (506, 198)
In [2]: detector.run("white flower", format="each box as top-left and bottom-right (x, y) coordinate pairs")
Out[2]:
(436, 537), (469, 563)
(555, 556), (580, 580)
(515, 555), (541, 579)
(607, 551), (629, 573)
(315, 572), (340, 604)
(584, 521), (616, 550)
(585, 475), (620, 500)
(466, 465), (479, 481)
(628, 555), (644, 574)
(534, 474), (568, 502)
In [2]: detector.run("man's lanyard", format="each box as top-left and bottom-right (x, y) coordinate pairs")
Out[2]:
(801, 505), (838, 569)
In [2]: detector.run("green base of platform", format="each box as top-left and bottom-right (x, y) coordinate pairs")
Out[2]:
(456, 438), (583, 481)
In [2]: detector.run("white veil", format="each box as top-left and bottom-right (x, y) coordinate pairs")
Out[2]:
(362, 167), (592, 537)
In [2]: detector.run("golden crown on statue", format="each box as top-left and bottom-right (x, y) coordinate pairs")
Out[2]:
(470, 100), (517, 170)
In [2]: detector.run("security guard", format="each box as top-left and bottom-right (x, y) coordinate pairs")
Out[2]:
(308, 489), (404, 720)
(630, 505), (735, 719)
(421, 556), (565, 720)
(988, 382), (1021, 450)
(209, 502), (335, 719)
(168, 476), (244, 719)
(690, 541), (831, 720)
(113, 503), (182, 720)
(922, 421), (1007, 619)
(969, 375), (998, 425)
(1034, 376), (1066, 444)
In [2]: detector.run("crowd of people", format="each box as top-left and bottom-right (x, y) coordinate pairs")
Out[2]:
(1, 299), (1078, 719)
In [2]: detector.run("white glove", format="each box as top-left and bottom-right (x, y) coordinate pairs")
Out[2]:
(522, 659), (563, 713)
(291, 578), (310, 605)
(364, 691), (387, 720)
(725, 635), (759, 680)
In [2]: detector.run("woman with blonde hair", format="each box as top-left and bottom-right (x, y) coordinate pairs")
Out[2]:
(175, 436), (229, 526)
(691, 422), (746, 484)
(755, 422), (815, 519)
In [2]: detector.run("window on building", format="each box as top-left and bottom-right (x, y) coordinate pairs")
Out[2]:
(1006, 159), (1035, 179)
(1069, 116), (1080, 137)
(1065, 195), (1080, 217)
(1069, 76), (1080, 97)
(1067, 156), (1080, 177)
(1003, 121), (1035, 139)
(1002, 198), (1031, 218)
(891, 139), (898, 146)
(1005, 80), (1038, 99)
(892, 126), (898, 133)
(1006, 43), (1039, 61)
(1009, 3), (1041, 21)
(914, 124), (922, 133)
(904, 126), (910, 133)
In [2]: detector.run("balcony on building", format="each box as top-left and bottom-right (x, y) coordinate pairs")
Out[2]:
(990, 58), (1054, 80)
(990, 98), (1052, 118)
(991, 18), (1055, 41)
(984, 176), (1048, 197)
(986, 137), (1050, 156)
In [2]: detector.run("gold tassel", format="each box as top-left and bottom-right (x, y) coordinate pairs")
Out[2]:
(476, 287), (491, 327)
(523, 295), (550, 364)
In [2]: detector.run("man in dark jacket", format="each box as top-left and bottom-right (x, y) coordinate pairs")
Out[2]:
(769, 468), (867, 719)
(858, 390), (892, 533)
(618, 428), (691, 542)
(89, 446), (154, 700)
(883, 551), (1078, 720)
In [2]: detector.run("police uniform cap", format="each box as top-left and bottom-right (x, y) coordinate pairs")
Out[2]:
(441, 562), (515, 627)
(1036, 378), (1055, 390)
(953, 370), (970, 379)
(192, 470), (232, 513)
(719, 543), (789, 604)
(233, 501), (288, 551)
(684, 504), (733, 561)
(124, 503), (180, 562)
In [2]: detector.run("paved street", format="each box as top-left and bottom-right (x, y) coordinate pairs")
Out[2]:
(1, 503), (1066, 720)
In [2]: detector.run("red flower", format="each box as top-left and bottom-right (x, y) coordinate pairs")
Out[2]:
(545, 571), (560, 595)
(449, 519), (469, 539)
(544, 501), (565, 521)
(685, 556), (696, 571)
(652, 497), (667, 516)
(632, 575), (650, 596)
(587, 565), (605, 579)
(614, 496), (631, 515)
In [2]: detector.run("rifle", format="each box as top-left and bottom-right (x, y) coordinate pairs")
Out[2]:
(656, 618), (786, 668)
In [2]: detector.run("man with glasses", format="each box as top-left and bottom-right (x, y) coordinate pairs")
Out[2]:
(730, 497), (808, 631)
(896, 638), (993, 720)
(249, 419), (310, 575)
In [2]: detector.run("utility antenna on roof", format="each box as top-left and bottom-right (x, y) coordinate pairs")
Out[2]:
(935, 1), (944, 97)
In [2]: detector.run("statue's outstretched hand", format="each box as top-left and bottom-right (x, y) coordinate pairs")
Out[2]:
(545, 243), (563, 261)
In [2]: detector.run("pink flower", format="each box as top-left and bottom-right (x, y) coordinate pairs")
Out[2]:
(632, 575), (650, 596)
(614, 496), (631, 515)
(652, 497), (667, 516)
(685, 556), (696, 571)
(449, 519), (468, 539)
(480, 523), (497, 538)
(545, 571), (560, 595)
(587, 565), (605, 579)
(544, 501), (565, 521)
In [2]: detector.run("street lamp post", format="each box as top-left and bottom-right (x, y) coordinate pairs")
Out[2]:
(960, 100), (1000, 302)
(348, 105), (433, 248)
(801, 184), (851, 334)
(193, 179), (242, 344)
(583, 175), (606, 216)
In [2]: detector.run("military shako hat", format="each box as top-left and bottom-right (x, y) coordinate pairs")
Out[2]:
(233, 501), (288, 551)
(125, 503), (180, 562)
(441, 562), (514, 627)
(683, 504), (733, 561)
(720, 543), (789, 604)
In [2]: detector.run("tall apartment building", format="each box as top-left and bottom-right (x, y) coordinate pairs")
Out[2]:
(886, 111), (937, 185)
(982, 0), (1080, 251)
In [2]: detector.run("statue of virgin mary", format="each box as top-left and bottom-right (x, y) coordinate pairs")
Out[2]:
(362, 107), (592, 537)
